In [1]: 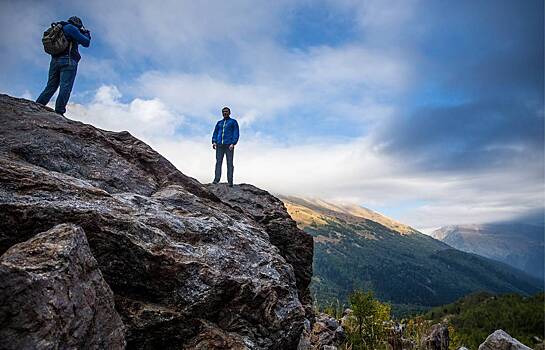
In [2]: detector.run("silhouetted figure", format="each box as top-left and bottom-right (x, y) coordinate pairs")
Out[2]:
(36, 16), (91, 116)
(212, 107), (239, 187)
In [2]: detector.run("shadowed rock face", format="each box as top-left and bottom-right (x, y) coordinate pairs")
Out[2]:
(206, 184), (314, 320)
(0, 224), (125, 350)
(0, 95), (308, 349)
(420, 324), (449, 350)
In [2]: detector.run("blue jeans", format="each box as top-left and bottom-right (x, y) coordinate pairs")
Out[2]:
(214, 144), (234, 185)
(36, 57), (78, 114)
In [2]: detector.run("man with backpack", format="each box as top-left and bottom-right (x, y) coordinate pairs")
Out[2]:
(36, 16), (91, 116)
(212, 107), (239, 187)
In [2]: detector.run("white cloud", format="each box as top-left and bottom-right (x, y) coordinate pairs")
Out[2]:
(79, 0), (293, 66)
(132, 41), (412, 128)
(136, 72), (298, 124)
(296, 45), (411, 91)
(67, 85), (183, 143)
(78, 57), (119, 82)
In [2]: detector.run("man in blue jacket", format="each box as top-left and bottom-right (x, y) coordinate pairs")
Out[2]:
(212, 107), (239, 187)
(36, 16), (91, 116)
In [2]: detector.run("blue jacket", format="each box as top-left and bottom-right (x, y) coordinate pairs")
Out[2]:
(53, 22), (91, 63)
(212, 117), (239, 145)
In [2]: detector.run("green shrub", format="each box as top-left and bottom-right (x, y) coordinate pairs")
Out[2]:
(343, 290), (392, 350)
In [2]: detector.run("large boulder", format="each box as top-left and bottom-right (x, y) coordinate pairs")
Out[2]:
(0, 95), (308, 349)
(0, 224), (125, 349)
(478, 330), (532, 350)
(206, 183), (314, 319)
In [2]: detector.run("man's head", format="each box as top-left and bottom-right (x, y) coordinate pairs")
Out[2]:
(68, 16), (83, 29)
(222, 107), (231, 119)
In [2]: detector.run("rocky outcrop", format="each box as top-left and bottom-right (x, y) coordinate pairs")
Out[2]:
(297, 313), (345, 350)
(478, 330), (532, 350)
(0, 95), (311, 349)
(420, 323), (449, 350)
(387, 322), (415, 350)
(206, 184), (314, 319)
(0, 224), (125, 350)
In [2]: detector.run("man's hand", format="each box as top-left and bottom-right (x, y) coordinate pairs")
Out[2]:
(212, 143), (217, 149)
(229, 144), (235, 151)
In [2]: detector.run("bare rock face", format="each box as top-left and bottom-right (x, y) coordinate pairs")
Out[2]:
(206, 183), (314, 319)
(0, 224), (125, 350)
(297, 313), (345, 350)
(420, 323), (449, 350)
(387, 322), (415, 350)
(478, 330), (532, 350)
(0, 95), (308, 349)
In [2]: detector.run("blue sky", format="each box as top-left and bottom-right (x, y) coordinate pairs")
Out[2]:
(1, 0), (543, 231)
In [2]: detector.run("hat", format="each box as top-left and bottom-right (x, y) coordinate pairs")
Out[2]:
(68, 16), (83, 29)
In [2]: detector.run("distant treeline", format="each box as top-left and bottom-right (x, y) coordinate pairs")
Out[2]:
(308, 217), (542, 318)
(421, 291), (544, 349)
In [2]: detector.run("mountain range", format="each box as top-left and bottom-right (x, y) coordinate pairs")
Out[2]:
(280, 196), (543, 315)
(431, 223), (544, 280)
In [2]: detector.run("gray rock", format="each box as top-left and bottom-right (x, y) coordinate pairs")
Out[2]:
(0, 224), (125, 350)
(420, 323), (449, 350)
(308, 313), (346, 349)
(206, 183), (314, 320)
(324, 317), (339, 330)
(478, 330), (531, 350)
(297, 319), (313, 350)
(297, 312), (346, 350)
(0, 95), (308, 349)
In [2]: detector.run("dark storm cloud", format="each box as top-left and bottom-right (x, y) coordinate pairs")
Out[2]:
(378, 98), (543, 171)
(375, 0), (544, 172)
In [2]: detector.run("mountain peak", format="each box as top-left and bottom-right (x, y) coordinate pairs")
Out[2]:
(280, 195), (419, 235)
(432, 223), (544, 280)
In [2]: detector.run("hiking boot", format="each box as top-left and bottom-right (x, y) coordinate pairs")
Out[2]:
(228, 183), (233, 187)
(212, 180), (219, 184)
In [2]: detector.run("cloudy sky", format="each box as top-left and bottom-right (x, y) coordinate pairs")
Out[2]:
(1, 0), (543, 231)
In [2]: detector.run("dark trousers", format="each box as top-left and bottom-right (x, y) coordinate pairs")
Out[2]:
(36, 57), (78, 114)
(214, 144), (234, 185)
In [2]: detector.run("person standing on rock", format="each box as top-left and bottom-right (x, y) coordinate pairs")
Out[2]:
(212, 107), (239, 187)
(36, 16), (91, 116)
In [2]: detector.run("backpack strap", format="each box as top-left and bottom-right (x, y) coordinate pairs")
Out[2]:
(68, 41), (72, 65)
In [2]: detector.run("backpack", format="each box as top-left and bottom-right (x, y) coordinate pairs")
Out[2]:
(42, 23), (69, 55)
